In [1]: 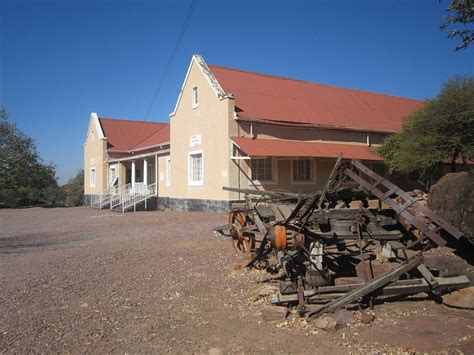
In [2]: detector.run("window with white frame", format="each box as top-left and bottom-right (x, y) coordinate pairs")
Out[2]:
(109, 166), (116, 185)
(292, 159), (312, 182)
(192, 86), (198, 108)
(188, 152), (203, 186)
(251, 158), (273, 181)
(90, 168), (96, 187)
(166, 157), (171, 187)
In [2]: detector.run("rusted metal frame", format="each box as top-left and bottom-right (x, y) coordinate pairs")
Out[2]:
(344, 169), (447, 246)
(283, 197), (309, 224)
(405, 235), (428, 250)
(297, 158), (344, 223)
(246, 238), (271, 268)
(379, 186), (399, 201)
(287, 164), (339, 242)
(356, 220), (370, 283)
(351, 160), (462, 239)
(317, 154), (344, 210)
(223, 186), (305, 199)
(308, 256), (424, 317)
(269, 203), (286, 220)
(245, 195), (267, 235)
(310, 233), (403, 240)
(345, 169), (446, 245)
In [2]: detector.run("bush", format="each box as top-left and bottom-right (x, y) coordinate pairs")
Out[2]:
(42, 186), (66, 207)
(0, 189), (25, 208)
(0, 108), (62, 208)
(64, 170), (84, 206)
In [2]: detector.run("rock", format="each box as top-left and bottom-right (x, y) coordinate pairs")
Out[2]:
(334, 277), (363, 286)
(208, 348), (223, 355)
(333, 309), (354, 325)
(261, 305), (288, 321)
(428, 171), (474, 244)
(424, 254), (474, 284)
(313, 315), (341, 331)
(358, 312), (375, 324)
(442, 287), (474, 309)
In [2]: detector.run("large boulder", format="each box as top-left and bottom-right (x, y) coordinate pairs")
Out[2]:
(428, 171), (474, 244)
(442, 286), (474, 309)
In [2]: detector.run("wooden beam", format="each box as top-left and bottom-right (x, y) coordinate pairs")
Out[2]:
(308, 256), (424, 317)
(271, 275), (469, 304)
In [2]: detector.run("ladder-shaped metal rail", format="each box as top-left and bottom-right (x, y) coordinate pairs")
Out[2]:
(110, 183), (133, 210)
(120, 183), (157, 213)
(345, 160), (463, 246)
(97, 185), (121, 209)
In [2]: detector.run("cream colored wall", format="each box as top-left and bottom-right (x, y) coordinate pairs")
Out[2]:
(84, 119), (107, 195)
(117, 162), (127, 187)
(168, 61), (234, 201)
(158, 154), (171, 197)
(232, 157), (335, 195)
(227, 121), (389, 198)
(238, 121), (387, 145)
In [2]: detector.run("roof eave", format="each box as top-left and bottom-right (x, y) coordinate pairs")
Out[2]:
(236, 116), (398, 134)
(107, 141), (170, 155)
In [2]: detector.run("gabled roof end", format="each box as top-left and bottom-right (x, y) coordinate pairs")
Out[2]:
(87, 112), (106, 142)
(169, 54), (233, 117)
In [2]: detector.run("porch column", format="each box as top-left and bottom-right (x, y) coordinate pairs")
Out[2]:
(143, 158), (148, 186)
(106, 162), (110, 187)
(131, 160), (136, 187)
(155, 154), (158, 196)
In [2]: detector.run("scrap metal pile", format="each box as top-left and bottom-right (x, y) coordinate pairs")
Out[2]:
(217, 158), (469, 318)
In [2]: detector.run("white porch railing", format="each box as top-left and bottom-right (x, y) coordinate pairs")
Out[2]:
(90, 184), (126, 209)
(109, 183), (133, 209)
(121, 182), (157, 213)
(91, 182), (156, 213)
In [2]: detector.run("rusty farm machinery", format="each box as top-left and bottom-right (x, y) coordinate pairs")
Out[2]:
(216, 158), (469, 317)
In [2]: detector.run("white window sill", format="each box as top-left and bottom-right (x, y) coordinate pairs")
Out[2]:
(192, 104), (199, 109)
(188, 181), (203, 187)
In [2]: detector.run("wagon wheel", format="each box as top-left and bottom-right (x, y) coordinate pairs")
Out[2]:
(228, 209), (252, 254)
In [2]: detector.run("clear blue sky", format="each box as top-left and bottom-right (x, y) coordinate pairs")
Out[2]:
(1, 0), (472, 183)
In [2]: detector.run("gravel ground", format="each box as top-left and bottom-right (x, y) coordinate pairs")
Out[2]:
(0, 207), (473, 353)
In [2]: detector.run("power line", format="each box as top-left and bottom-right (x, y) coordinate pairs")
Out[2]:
(144, 0), (197, 120)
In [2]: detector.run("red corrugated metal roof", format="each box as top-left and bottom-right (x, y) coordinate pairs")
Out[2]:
(210, 65), (423, 133)
(132, 125), (170, 151)
(232, 137), (383, 161)
(99, 118), (169, 152)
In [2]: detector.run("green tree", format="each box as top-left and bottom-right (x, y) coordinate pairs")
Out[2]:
(377, 76), (474, 183)
(0, 108), (60, 207)
(441, 0), (474, 51)
(64, 170), (84, 206)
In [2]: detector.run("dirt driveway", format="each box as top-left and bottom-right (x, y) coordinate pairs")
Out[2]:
(0, 207), (473, 353)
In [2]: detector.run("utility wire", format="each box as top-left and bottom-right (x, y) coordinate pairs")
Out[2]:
(144, 0), (197, 120)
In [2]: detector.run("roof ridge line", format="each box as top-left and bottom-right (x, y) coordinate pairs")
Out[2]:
(99, 117), (170, 125)
(208, 64), (423, 103)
